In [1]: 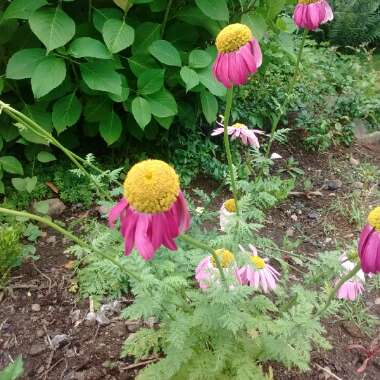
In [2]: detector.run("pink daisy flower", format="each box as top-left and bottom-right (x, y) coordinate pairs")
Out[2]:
(237, 245), (280, 293)
(358, 207), (380, 274)
(108, 160), (190, 261)
(293, 0), (334, 31)
(213, 23), (262, 88)
(195, 249), (237, 289)
(219, 199), (236, 232)
(211, 119), (264, 148)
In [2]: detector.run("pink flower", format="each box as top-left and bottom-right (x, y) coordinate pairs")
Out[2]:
(237, 245), (280, 293)
(337, 280), (364, 301)
(195, 249), (237, 289)
(293, 1), (334, 31)
(358, 207), (380, 274)
(212, 120), (264, 148)
(108, 160), (190, 261)
(213, 23), (262, 88)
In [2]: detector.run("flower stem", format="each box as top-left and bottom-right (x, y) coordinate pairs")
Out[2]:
(318, 262), (362, 316)
(265, 29), (308, 160)
(161, 0), (173, 38)
(223, 87), (239, 214)
(179, 234), (228, 290)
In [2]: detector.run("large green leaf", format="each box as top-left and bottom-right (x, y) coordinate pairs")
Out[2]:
(0, 156), (24, 175)
(108, 75), (130, 103)
(99, 109), (122, 145)
(113, 0), (129, 11)
(0, 19), (18, 44)
(29, 7), (75, 53)
(146, 89), (178, 118)
(92, 8), (123, 33)
(84, 97), (112, 122)
(132, 22), (161, 55)
(200, 91), (218, 124)
(241, 13), (267, 41)
(3, 0), (47, 20)
(132, 97), (152, 130)
(149, 40), (181, 67)
(68, 37), (111, 59)
(180, 66), (199, 92)
(52, 92), (82, 133)
(37, 151), (56, 163)
(195, 0), (229, 21)
(31, 56), (66, 99)
(137, 69), (164, 95)
(188, 49), (212, 69)
(197, 67), (226, 97)
(6, 48), (45, 79)
(102, 19), (135, 54)
(80, 60), (122, 96)
(128, 54), (159, 77)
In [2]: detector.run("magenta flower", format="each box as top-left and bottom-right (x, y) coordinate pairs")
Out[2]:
(293, 0), (333, 31)
(195, 249), (237, 289)
(108, 160), (190, 261)
(337, 279), (364, 301)
(237, 245), (280, 293)
(358, 207), (380, 274)
(212, 119), (264, 148)
(213, 23), (262, 88)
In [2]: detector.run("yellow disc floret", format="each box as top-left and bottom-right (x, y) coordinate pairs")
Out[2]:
(124, 159), (180, 214)
(232, 123), (248, 129)
(368, 206), (380, 232)
(224, 199), (237, 213)
(216, 23), (252, 53)
(299, 0), (318, 4)
(212, 249), (235, 268)
(250, 256), (266, 269)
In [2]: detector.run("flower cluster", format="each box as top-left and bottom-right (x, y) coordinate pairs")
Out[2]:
(293, 0), (333, 31)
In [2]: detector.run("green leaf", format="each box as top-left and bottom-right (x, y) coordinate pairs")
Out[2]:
(146, 89), (178, 118)
(0, 356), (23, 380)
(3, 0), (47, 20)
(6, 48), (45, 80)
(99, 109), (122, 145)
(37, 151), (56, 163)
(177, 6), (220, 36)
(132, 97), (152, 130)
(128, 54), (159, 77)
(33, 200), (49, 214)
(0, 19), (18, 44)
(195, 0), (229, 21)
(26, 176), (38, 193)
(180, 66), (199, 92)
(108, 75), (130, 102)
(155, 116), (174, 130)
(0, 156), (24, 175)
(200, 90), (218, 124)
(68, 37), (111, 59)
(137, 69), (164, 95)
(0, 180), (4, 194)
(0, 137), (3, 152)
(102, 19), (135, 54)
(92, 8), (123, 32)
(149, 40), (181, 67)
(52, 92), (82, 133)
(29, 7), (76, 53)
(267, 0), (285, 20)
(31, 56), (66, 99)
(132, 22), (161, 55)
(188, 49), (212, 69)
(84, 97), (112, 122)
(197, 67), (226, 97)
(113, 0), (129, 11)
(80, 60), (122, 96)
(241, 13), (267, 41)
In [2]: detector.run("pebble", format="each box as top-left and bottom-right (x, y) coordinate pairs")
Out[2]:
(350, 156), (360, 166)
(325, 179), (342, 191)
(33, 198), (66, 217)
(31, 304), (41, 312)
(286, 227), (295, 237)
(308, 211), (320, 220)
(375, 298), (380, 305)
(125, 320), (142, 333)
(290, 214), (298, 222)
(112, 321), (126, 338)
(29, 343), (46, 356)
(46, 235), (57, 245)
(51, 334), (70, 349)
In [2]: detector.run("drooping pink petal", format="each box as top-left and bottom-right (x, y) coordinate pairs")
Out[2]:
(250, 39), (262, 68)
(108, 198), (128, 228)
(211, 128), (225, 136)
(322, 0), (333, 23)
(134, 214), (155, 260)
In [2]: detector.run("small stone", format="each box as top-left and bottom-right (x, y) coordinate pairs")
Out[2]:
(85, 312), (97, 326)
(350, 156), (360, 166)
(290, 214), (298, 222)
(33, 198), (66, 217)
(100, 300), (121, 315)
(125, 320), (142, 333)
(30, 343), (46, 356)
(96, 311), (110, 326)
(286, 227), (295, 237)
(71, 309), (81, 323)
(375, 298), (380, 305)
(31, 304), (41, 312)
(51, 334), (70, 349)
(325, 237), (332, 244)
(145, 317), (158, 328)
(325, 179), (342, 191)
(112, 321), (126, 337)
(352, 181), (364, 190)
(46, 235), (57, 245)
(308, 211), (320, 220)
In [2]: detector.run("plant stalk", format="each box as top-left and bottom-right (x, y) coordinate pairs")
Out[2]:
(161, 0), (173, 38)
(265, 29), (308, 159)
(223, 87), (239, 214)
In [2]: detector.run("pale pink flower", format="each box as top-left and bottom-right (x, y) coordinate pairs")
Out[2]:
(293, 0), (334, 31)
(108, 160), (190, 261)
(237, 245), (280, 293)
(213, 23), (262, 88)
(219, 199), (236, 232)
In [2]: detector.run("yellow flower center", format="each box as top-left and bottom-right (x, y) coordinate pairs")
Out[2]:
(368, 206), (380, 232)
(215, 23), (252, 53)
(299, 0), (318, 4)
(211, 249), (235, 268)
(124, 159), (180, 214)
(224, 199), (236, 213)
(250, 256), (266, 269)
(232, 123), (248, 129)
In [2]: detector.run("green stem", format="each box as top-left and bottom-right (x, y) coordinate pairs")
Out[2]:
(179, 234), (228, 290)
(265, 29), (308, 160)
(223, 87), (239, 214)
(161, 0), (173, 38)
(318, 262), (361, 316)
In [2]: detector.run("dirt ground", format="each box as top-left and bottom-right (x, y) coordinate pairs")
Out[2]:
(0, 139), (379, 380)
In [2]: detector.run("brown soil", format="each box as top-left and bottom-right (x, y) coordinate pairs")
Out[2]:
(0, 141), (379, 380)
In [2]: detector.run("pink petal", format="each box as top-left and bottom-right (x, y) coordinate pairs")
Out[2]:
(134, 214), (155, 260)
(211, 128), (224, 136)
(108, 198), (128, 228)
(250, 39), (262, 68)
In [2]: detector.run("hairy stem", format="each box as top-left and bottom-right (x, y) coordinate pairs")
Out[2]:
(223, 87), (239, 214)
(265, 29), (308, 159)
